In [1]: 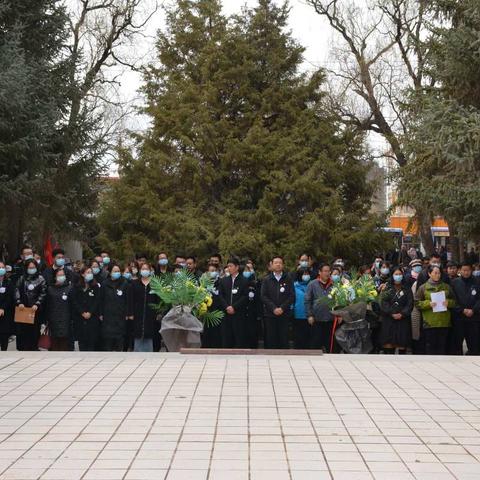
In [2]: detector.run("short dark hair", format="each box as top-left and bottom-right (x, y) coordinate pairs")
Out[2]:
(430, 253), (441, 259)
(227, 258), (240, 266)
(271, 255), (284, 262)
(52, 248), (65, 257)
(460, 262), (473, 269)
(186, 256), (196, 262)
(21, 245), (33, 254)
(446, 261), (458, 268)
(318, 262), (331, 272)
(210, 253), (222, 261)
(296, 268), (311, 282)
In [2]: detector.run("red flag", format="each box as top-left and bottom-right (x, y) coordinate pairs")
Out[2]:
(44, 234), (53, 266)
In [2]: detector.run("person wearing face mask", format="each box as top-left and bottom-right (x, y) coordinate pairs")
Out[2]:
(473, 264), (480, 285)
(243, 259), (261, 349)
(405, 259), (423, 288)
(201, 264), (223, 348)
(379, 267), (413, 354)
(91, 260), (106, 285)
(45, 269), (72, 351)
(415, 265), (456, 355)
(0, 261), (15, 351)
(99, 264), (131, 352)
(372, 256), (384, 278)
(43, 248), (75, 286)
(15, 259), (47, 351)
(129, 261), (140, 281)
(130, 263), (158, 352)
(293, 268), (312, 349)
(156, 252), (170, 275)
(100, 252), (112, 274)
(71, 266), (101, 351)
(374, 262), (391, 292)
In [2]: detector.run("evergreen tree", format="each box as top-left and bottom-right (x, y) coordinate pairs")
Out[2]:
(98, 0), (389, 266)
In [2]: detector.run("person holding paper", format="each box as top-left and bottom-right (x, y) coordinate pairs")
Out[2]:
(415, 265), (456, 355)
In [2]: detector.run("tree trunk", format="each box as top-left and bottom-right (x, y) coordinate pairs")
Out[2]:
(5, 201), (24, 261)
(417, 210), (434, 256)
(447, 220), (461, 262)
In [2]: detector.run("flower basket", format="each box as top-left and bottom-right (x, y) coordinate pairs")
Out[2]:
(160, 305), (203, 352)
(333, 302), (372, 354)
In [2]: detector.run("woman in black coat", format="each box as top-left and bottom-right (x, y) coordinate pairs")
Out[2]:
(45, 268), (72, 351)
(99, 264), (130, 351)
(15, 259), (47, 351)
(0, 261), (14, 351)
(201, 265), (223, 349)
(71, 266), (101, 351)
(130, 263), (158, 352)
(379, 266), (413, 354)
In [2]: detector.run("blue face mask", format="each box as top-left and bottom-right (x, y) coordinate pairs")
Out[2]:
(92, 267), (100, 275)
(243, 271), (253, 279)
(111, 272), (121, 280)
(332, 274), (340, 283)
(57, 275), (66, 284)
(158, 258), (168, 266)
(24, 255), (33, 261)
(299, 260), (309, 268)
(27, 268), (37, 276)
(393, 274), (403, 283)
(413, 265), (422, 274)
(140, 270), (151, 278)
(381, 268), (390, 276)
(473, 271), (480, 277)
(209, 271), (219, 279)
(0, 268), (5, 276)
(302, 275), (311, 283)
(102, 257), (111, 265)
(55, 258), (65, 267)
(85, 273), (94, 282)
(123, 272), (132, 280)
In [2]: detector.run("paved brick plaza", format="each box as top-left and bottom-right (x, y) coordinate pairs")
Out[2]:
(0, 353), (479, 479)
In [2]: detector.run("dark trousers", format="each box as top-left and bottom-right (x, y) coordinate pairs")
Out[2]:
(294, 319), (310, 349)
(0, 333), (9, 351)
(246, 314), (259, 349)
(152, 327), (162, 352)
(16, 323), (39, 351)
(264, 315), (289, 349)
(424, 327), (449, 355)
(50, 337), (69, 352)
(202, 324), (222, 348)
(221, 313), (247, 349)
(79, 338), (97, 352)
(449, 317), (480, 355)
(311, 320), (335, 352)
(103, 336), (124, 352)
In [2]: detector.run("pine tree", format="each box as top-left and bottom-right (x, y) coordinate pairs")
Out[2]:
(98, 0), (388, 266)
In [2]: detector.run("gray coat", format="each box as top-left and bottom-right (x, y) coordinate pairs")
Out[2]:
(304, 280), (334, 322)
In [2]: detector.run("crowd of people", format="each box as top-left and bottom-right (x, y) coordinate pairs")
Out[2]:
(0, 245), (479, 355)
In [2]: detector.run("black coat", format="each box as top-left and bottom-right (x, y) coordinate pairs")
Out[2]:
(217, 274), (249, 315)
(15, 274), (47, 310)
(379, 284), (413, 320)
(260, 272), (295, 318)
(71, 282), (101, 343)
(45, 284), (72, 338)
(99, 277), (130, 339)
(0, 277), (15, 335)
(43, 266), (76, 286)
(452, 277), (480, 321)
(130, 279), (158, 339)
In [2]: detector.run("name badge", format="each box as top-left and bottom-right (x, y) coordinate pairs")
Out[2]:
(232, 288), (238, 294)
(62, 294), (68, 301)
(280, 287), (285, 293)
(399, 291), (404, 297)
(473, 290), (477, 296)
(249, 291), (255, 299)
(213, 289), (219, 296)
(0, 287), (5, 294)
(88, 291), (95, 297)
(28, 284), (35, 291)
(117, 290), (123, 296)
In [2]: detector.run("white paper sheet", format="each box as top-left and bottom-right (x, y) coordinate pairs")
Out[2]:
(431, 291), (447, 313)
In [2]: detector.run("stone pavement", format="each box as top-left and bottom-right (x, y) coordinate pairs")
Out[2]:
(0, 353), (479, 479)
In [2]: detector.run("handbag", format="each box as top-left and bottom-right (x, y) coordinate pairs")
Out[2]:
(38, 325), (51, 351)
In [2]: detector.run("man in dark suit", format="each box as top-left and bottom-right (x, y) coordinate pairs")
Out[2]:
(261, 256), (295, 349)
(217, 258), (249, 348)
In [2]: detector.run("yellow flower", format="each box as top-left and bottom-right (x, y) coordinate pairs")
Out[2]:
(206, 296), (213, 307)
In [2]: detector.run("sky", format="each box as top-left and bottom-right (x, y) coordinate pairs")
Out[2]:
(119, 0), (333, 134)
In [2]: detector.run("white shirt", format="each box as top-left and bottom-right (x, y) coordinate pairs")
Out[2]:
(274, 272), (283, 282)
